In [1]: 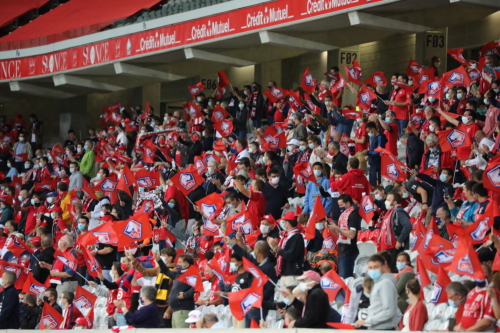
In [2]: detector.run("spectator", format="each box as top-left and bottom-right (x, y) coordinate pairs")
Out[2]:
(329, 157), (372, 204)
(58, 291), (84, 329)
(20, 293), (42, 329)
(303, 162), (332, 214)
(68, 161), (83, 190)
(0, 271), (20, 329)
(262, 169), (289, 220)
(117, 286), (160, 328)
(28, 113), (44, 150)
(366, 121), (387, 186)
(76, 140), (96, 180)
(399, 132), (424, 170)
(196, 312), (227, 329)
(399, 279), (428, 331)
(42, 288), (62, 314)
(345, 276), (373, 326)
(32, 236), (55, 284)
(446, 282), (468, 331)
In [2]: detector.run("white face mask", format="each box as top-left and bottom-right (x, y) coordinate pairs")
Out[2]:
(299, 281), (312, 292)
(99, 211), (105, 217)
(207, 167), (214, 174)
(110, 271), (115, 281)
(462, 116), (470, 124)
(428, 97), (436, 103)
(457, 93), (463, 100)
(19, 137), (25, 142)
(51, 212), (57, 219)
(47, 197), (54, 204)
(260, 225), (270, 234)
(197, 97), (203, 102)
(270, 176), (279, 185)
(229, 262), (238, 272)
(316, 222), (324, 231)
(385, 200), (392, 210)
(429, 124), (435, 132)
(408, 80), (413, 86)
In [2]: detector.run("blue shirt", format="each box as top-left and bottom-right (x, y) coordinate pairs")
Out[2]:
(303, 176), (333, 214)
(450, 200), (478, 223)
(124, 302), (160, 328)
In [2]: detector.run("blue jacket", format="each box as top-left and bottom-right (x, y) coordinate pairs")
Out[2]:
(303, 176), (332, 214)
(416, 173), (454, 215)
(368, 133), (387, 165)
(450, 201), (478, 223)
(0, 285), (20, 329)
(327, 108), (355, 138)
(124, 302), (160, 328)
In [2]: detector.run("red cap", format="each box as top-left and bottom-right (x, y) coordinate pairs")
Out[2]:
(49, 206), (62, 214)
(281, 211), (297, 221)
(32, 236), (41, 246)
(100, 215), (114, 223)
(38, 206), (48, 214)
(134, 147), (144, 152)
(108, 126), (115, 130)
(117, 145), (126, 151)
(297, 270), (321, 282)
(262, 214), (276, 226)
(218, 191), (228, 198)
(74, 317), (92, 329)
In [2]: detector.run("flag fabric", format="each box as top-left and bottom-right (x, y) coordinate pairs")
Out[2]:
(263, 87), (289, 103)
(355, 86), (377, 111)
(228, 283), (264, 320)
(342, 109), (363, 120)
(95, 177), (118, 193)
(447, 239), (485, 280)
(483, 155), (500, 193)
(395, 81), (414, 95)
(305, 197), (326, 240)
(293, 162), (316, 184)
(7, 235), (34, 257)
(288, 90), (303, 108)
(418, 78), (443, 97)
(0, 194), (13, 205)
(447, 48), (469, 65)
(112, 213), (152, 247)
(446, 223), (465, 248)
(409, 112), (423, 130)
(211, 105), (229, 123)
(480, 41), (500, 57)
(186, 102), (204, 119)
(134, 168), (159, 189)
(54, 250), (78, 272)
(213, 119), (234, 137)
(344, 60), (363, 86)
(364, 71), (386, 86)
(250, 319), (260, 328)
(437, 123), (472, 154)
(207, 259), (229, 284)
(415, 257), (431, 291)
(358, 194), (375, 223)
(411, 216), (427, 251)
(187, 81), (204, 98)
(22, 275), (50, 295)
(421, 167), (439, 180)
(202, 218), (220, 237)
(418, 235), (454, 275)
(49, 151), (68, 167)
(81, 246), (102, 278)
(225, 211), (257, 235)
(51, 144), (65, 155)
(40, 302), (64, 329)
(217, 70), (231, 89)
(177, 265), (204, 292)
(78, 222), (119, 246)
(443, 66), (471, 88)
(330, 72), (346, 93)
(464, 203), (497, 244)
(374, 147), (407, 182)
(438, 110), (460, 127)
(320, 269), (350, 303)
(196, 193), (224, 218)
(430, 267), (451, 304)
(170, 165), (204, 196)
(301, 67), (317, 93)
(261, 132), (286, 151)
(415, 66), (436, 87)
(213, 139), (227, 154)
(242, 257), (269, 288)
(74, 285), (98, 315)
(406, 59), (424, 77)
(75, 186), (98, 201)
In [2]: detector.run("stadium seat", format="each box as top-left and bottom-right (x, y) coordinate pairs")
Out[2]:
(424, 319), (442, 331)
(352, 276), (364, 289)
(431, 303), (448, 321)
(438, 321), (449, 330)
(357, 241), (377, 256)
(444, 306), (456, 320)
(426, 303), (435, 317)
(275, 320), (284, 329)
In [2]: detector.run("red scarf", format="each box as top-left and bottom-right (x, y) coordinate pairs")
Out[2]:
(250, 93), (258, 118)
(276, 227), (299, 276)
(379, 204), (399, 250)
(337, 206), (354, 244)
(50, 247), (73, 285)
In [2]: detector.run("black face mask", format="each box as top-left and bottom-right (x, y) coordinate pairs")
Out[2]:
(43, 296), (49, 303)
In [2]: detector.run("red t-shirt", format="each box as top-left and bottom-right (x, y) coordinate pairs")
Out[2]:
(457, 123), (480, 160)
(209, 277), (221, 302)
(457, 99), (467, 115)
(53, 217), (68, 245)
(106, 289), (118, 315)
(460, 287), (498, 330)
(389, 88), (411, 120)
(384, 122), (399, 157)
(354, 123), (368, 151)
(249, 192), (266, 226)
(24, 206), (38, 235)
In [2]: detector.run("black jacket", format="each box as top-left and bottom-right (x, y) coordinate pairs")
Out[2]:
(292, 284), (330, 328)
(278, 233), (304, 276)
(262, 182), (289, 220)
(158, 260), (195, 312)
(32, 246), (56, 284)
(20, 303), (42, 329)
(406, 133), (424, 169)
(178, 138), (203, 165)
(331, 152), (348, 174)
(0, 285), (20, 329)
(234, 107), (248, 132)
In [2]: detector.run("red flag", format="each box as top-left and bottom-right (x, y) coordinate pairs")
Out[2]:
(217, 70), (231, 89)
(447, 239), (485, 280)
(81, 246), (102, 278)
(301, 67), (317, 93)
(328, 323), (355, 330)
(75, 186), (98, 201)
(330, 72), (346, 93)
(293, 162), (316, 184)
(358, 194), (375, 223)
(226, 160), (239, 175)
(344, 60), (363, 86)
(226, 211), (257, 235)
(22, 275), (50, 295)
(262, 126), (278, 142)
(395, 81), (414, 94)
(320, 269), (350, 302)
(202, 218), (220, 237)
(437, 123), (472, 153)
(418, 235), (454, 275)
(418, 78), (443, 97)
(355, 86), (377, 111)
(411, 216), (427, 251)
(250, 319), (260, 328)
(116, 173), (132, 197)
(430, 267), (451, 304)
(196, 192), (224, 218)
(177, 265), (204, 292)
(78, 222), (119, 246)
(305, 197), (326, 240)
(415, 257), (431, 289)
(263, 87), (289, 103)
(406, 59), (424, 77)
(421, 167), (439, 180)
(54, 250), (78, 272)
(0, 194), (12, 205)
(15, 153), (28, 162)
(49, 151), (68, 167)
(374, 147), (407, 182)
(7, 235), (34, 257)
(51, 144), (65, 155)
(438, 110), (460, 127)
(483, 155), (500, 193)
(414, 66), (436, 87)
(288, 89), (304, 108)
(446, 223), (465, 248)
(207, 259), (230, 284)
(187, 81), (204, 99)
(322, 227), (337, 250)
(447, 48), (469, 65)
(94, 177), (118, 193)
(409, 113), (423, 130)
(211, 105), (229, 123)
(213, 139), (227, 154)
(464, 203), (497, 244)
(33, 179), (57, 192)
(343, 109), (363, 120)
(170, 165), (204, 196)
(112, 213), (153, 247)
(493, 251), (500, 272)
(480, 41), (500, 57)
(194, 156), (207, 175)
(186, 102), (204, 119)
(242, 257), (269, 288)
(134, 168), (159, 189)
(74, 285), (98, 315)
(214, 119), (234, 137)
(40, 302), (64, 329)
(262, 132), (286, 151)
(364, 71), (387, 86)
(443, 66), (471, 88)
(228, 283), (263, 320)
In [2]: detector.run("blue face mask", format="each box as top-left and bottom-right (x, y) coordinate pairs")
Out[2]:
(280, 220), (286, 230)
(339, 207), (345, 213)
(396, 262), (406, 271)
(299, 146), (306, 151)
(287, 124), (293, 130)
(385, 117), (391, 123)
(282, 298), (291, 306)
(448, 300), (458, 308)
(439, 173), (448, 182)
(77, 224), (85, 231)
(168, 202), (175, 208)
(84, 145), (89, 151)
(367, 269), (382, 280)
(429, 147), (437, 153)
(208, 102), (213, 107)
(363, 292), (370, 299)
(314, 170), (322, 177)
(402, 192), (409, 199)
(24, 163), (30, 169)
(368, 132), (374, 138)
(308, 143), (315, 149)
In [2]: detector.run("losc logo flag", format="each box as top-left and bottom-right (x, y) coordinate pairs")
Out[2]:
(99, 179), (117, 191)
(470, 217), (490, 242)
(373, 75), (384, 85)
(180, 173), (196, 191)
(431, 283), (443, 303)
(201, 203), (217, 216)
(322, 236), (334, 249)
(348, 68), (361, 80)
(486, 165), (500, 187)
(93, 232), (111, 243)
(42, 314), (59, 328)
(428, 81), (441, 95)
(457, 255), (474, 275)
(304, 74), (315, 87)
(360, 92), (371, 104)
(446, 129), (466, 148)
(136, 176), (152, 188)
(241, 293), (260, 314)
(56, 255), (75, 270)
(447, 72), (465, 85)
(320, 276), (340, 290)
(74, 296), (92, 310)
(386, 163), (399, 180)
(28, 283), (45, 295)
(124, 220), (142, 239)
(186, 275), (198, 288)
(270, 88), (284, 99)
(434, 249), (455, 264)
(409, 65), (423, 74)
(213, 110), (224, 121)
(300, 165), (313, 178)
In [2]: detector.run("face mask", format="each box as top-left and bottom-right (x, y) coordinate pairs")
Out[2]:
(396, 262), (406, 271)
(96, 174), (102, 180)
(34, 164), (40, 169)
(18, 195), (23, 202)
(477, 108), (486, 116)
(429, 147), (437, 153)
(99, 211), (105, 217)
(308, 143), (315, 150)
(279, 220), (286, 230)
(24, 163), (31, 169)
(314, 170), (322, 177)
(435, 62), (441, 68)
(208, 102), (213, 107)
(367, 269), (382, 280)
(448, 299), (458, 308)
(19, 137), (25, 142)
(368, 132), (374, 137)
(30, 199), (36, 206)
(440, 173), (448, 182)
(239, 103), (244, 109)
(251, 86), (257, 92)
(226, 203), (233, 209)
(428, 96), (436, 103)
(175, 265), (183, 271)
(58, 300), (64, 308)
(69, 168), (76, 174)
(385, 117), (392, 123)
(283, 298), (291, 306)
(429, 124), (435, 132)
(299, 145), (306, 151)
(197, 97), (203, 102)
(270, 177), (279, 185)
(298, 282), (311, 292)
(43, 296), (49, 303)
(77, 224), (85, 231)
(475, 279), (487, 288)
(260, 225), (270, 234)
(457, 93), (463, 100)
(461, 116), (469, 124)
(244, 91), (248, 96)
(229, 262), (238, 272)
(47, 197), (54, 204)
(7, 163), (11, 168)
(287, 124), (293, 130)
(408, 80), (413, 86)
(192, 135), (199, 141)
(374, 194), (383, 201)
(316, 222), (324, 231)
(363, 292), (370, 299)
(51, 212), (57, 219)
(207, 167), (214, 174)
(402, 192), (409, 199)
(494, 88), (500, 94)
(446, 94), (451, 100)
(168, 202), (175, 208)
(84, 145), (89, 151)
(325, 101), (331, 106)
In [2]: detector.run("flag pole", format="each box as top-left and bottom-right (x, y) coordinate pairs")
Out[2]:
(260, 307), (263, 321)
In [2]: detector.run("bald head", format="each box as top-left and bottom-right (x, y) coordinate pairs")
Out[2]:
(319, 261), (332, 275)
(254, 240), (270, 263)
(41, 236), (53, 249)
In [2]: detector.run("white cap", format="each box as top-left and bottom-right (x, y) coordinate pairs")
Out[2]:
(287, 139), (300, 146)
(185, 310), (202, 323)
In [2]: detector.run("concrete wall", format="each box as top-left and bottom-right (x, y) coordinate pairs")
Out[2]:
(281, 51), (328, 90)
(448, 11), (500, 50)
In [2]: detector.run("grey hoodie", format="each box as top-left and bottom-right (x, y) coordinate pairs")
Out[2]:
(363, 273), (401, 330)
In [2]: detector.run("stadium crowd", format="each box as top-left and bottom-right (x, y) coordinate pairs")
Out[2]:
(1, 44), (500, 332)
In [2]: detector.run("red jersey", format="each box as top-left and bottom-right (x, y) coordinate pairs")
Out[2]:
(461, 287), (498, 330)
(198, 236), (214, 261)
(457, 123), (480, 160)
(24, 206), (38, 235)
(248, 192), (266, 227)
(384, 122), (399, 157)
(354, 123), (368, 151)
(209, 277), (221, 302)
(106, 289), (118, 315)
(116, 268), (135, 313)
(53, 217), (68, 245)
(389, 88), (411, 120)
(457, 99), (467, 115)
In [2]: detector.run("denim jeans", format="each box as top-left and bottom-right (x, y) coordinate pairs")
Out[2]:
(116, 312), (127, 326)
(395, 119), (408, 138)
(252, 118), (262, 129)
(369, 163), (381, 187)
(338, 253), (358, 279)
(237, 130), (247, 139)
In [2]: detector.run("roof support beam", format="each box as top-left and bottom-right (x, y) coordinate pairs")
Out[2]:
(259, 31), (337, 52)
(450, 0), (500, 8)
(348, 11), (431, 33)
(9, 82), (76, 99)
(113, 63), (185, 81)
(184, 48), (256, 67)
(53, 74), (124, 92)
